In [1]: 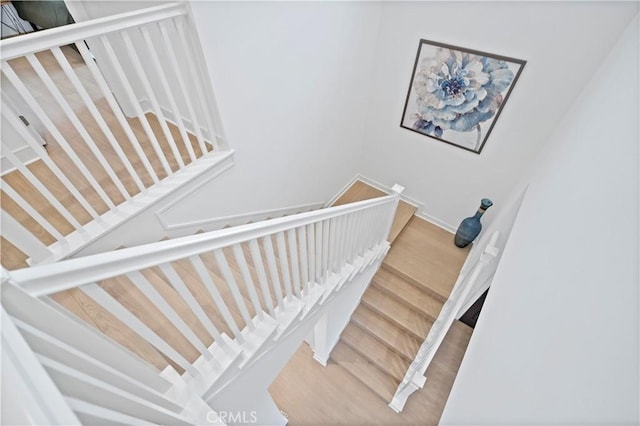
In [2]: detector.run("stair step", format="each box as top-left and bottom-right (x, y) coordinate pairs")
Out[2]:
(382, 216), (470, 303)
(372, 267), (444, 321)
(361, 286), (433, 340)
(331, 341), (398, 402)
(341, 323), (408, 382)
(351, 305), (420, 361)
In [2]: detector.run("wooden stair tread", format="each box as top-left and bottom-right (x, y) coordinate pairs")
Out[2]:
(362, 286), (433, 340)
(372, 267), (444, 321)
(341, 323), (408, 382)
(351, 305), (420, 361)
(332, 180), (386, 206)
(383, 216), (469, 301)
(331, 341), (398, 402)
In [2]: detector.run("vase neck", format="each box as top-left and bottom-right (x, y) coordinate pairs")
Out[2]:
(473, 209), (485, 219)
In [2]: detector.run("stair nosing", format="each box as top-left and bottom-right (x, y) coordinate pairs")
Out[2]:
(380, 262), (449, 304)
(339, 333), (407, 383)
(371, 276), (443, 322)
(349, 312), (417, 363)
(360, 294), (432, 341)
(331, 342), (399, 402)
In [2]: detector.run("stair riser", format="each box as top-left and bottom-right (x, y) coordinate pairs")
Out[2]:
(371, 280), (442, 323)
(380, 263), (448, 304)
(339, 337), (406, 383)
(348, 318), (418, 363)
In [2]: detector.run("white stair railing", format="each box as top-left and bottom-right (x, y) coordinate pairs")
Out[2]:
(3, 192), (400, 423)
(0, 3), (229, 267)
(389, 231), (501, 413)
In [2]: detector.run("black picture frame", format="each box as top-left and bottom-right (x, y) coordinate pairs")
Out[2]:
(400, 39), (526, 154)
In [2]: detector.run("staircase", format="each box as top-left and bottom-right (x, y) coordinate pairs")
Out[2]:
(329, 181), (470, 404)
(0, 4), (481, 424)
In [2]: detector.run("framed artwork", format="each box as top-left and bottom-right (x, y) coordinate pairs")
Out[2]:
(400, 39), (526, 154)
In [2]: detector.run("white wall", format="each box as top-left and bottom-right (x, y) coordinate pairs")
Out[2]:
(68, 0), (381, 219)
(360, 1), (638, 232)
(441, 14), (639, 424)
(177, 1), (380, 220)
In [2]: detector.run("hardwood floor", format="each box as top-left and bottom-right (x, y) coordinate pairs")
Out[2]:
(270, 322), (472, 425)
(1, 46), (212, 270)
(325, 180), (471, 413)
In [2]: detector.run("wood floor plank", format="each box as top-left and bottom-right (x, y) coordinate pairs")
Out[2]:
(271, 322), (473, 425)
(1, 46), (213, 270)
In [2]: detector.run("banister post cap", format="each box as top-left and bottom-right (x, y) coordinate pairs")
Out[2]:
(391, 184), (405, 195)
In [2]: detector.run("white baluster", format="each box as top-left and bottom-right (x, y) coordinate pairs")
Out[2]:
(120, 30), (185, 169)
(15, 318), (181, 412)
(1, 210), (52, 263)
(25, 53), (130, 204)
(75, 41), (159, 185)
(297, 226), (309, 295)
(126, 270), (212, 358)
(315, 221), (323, 283)
(321, 219), (329, 281)
(1, 104), (99, 220)
(231, 244), (264, 320)
(157, 263), (225, 345)
(262, 236), (284, 307)
(2, 63), (116, 209)
(307, 223), (316, 285)
(287, 229), (301, 298)
(3, 283), (171, 392)
(213, 249), (254, 330)
(50, 46), (145, 193)
(1, 182), (64, 241)
(189, 255), (243, 343)
(157, 20), (208, 155)
(327, 218), (337, 274)
(174, 16), (224, 150)
(97, 35), (173, 176)
(275, 232), (293, 300)
(248, 239), (275, 317)
(38, 355), (190, 424)
(141, 25), (197, 162)
(80, 283), (198, 376)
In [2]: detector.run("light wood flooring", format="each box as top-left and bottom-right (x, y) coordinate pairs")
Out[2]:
(270, 322), (472, 425)
(1, 46), (212, 270)
(313, 179), (471, 419)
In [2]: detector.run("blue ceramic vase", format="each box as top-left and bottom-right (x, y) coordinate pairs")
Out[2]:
(454, 198), (493, 248)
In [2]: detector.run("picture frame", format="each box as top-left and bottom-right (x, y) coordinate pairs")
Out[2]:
(400, 39), (526, 154)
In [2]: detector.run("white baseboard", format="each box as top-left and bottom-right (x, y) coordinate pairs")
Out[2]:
(328, 174), (459, 234)
(415, 211), (457, 234)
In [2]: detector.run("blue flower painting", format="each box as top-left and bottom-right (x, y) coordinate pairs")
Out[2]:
(401, 40), (525, 153)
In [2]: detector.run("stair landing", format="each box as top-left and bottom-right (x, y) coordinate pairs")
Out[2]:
(332, 180), (416, 243)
